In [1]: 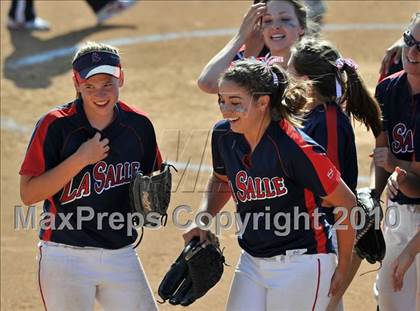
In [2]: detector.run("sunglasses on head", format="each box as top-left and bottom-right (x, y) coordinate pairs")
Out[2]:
(403, 31), (420, 52)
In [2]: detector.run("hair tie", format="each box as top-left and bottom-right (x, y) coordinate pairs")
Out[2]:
(266, 56), (284, 66)
(335, 58), (358, 71)
(335, 77), (342, 99)
(272, 72), (279, 86)
(263, 57), (283, 87)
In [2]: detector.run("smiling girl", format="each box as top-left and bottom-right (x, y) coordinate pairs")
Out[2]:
(185, 59), (357, 310)
(198, 0), (309, 94)
(19, 42), (160, 311)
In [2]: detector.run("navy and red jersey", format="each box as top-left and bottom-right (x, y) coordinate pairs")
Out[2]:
(211, 119), (341, 258)
(20, 99), (162, 249)
(375, 70), (420, 204)
(233, 44), (270, 61)
(303, 103), (358, 193)
(303, 103), (358, 225)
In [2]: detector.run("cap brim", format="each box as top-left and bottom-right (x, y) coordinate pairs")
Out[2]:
(79, 65), (121, 80)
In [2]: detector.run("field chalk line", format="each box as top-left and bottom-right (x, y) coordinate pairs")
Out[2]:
(6, 23), (405, 69)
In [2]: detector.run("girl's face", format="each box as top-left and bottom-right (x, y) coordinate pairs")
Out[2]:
(218, 79), (269, 135)
(402, 22), (420, 76)
(261, 0), (304, 57)
(74, 73), (124, 118)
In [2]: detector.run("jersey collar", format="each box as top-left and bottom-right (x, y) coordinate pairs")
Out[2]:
(73, 98), (121, 135)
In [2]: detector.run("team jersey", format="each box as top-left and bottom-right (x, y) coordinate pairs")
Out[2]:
(211, 119), (341, 258)
(232, 45), (271, 61)
(375, 70), (420, 204)
(303, 103), (358, 192)
(20, 99), (162, 249)
(415, 112), (420, 162)
(303, 103), (358, 225)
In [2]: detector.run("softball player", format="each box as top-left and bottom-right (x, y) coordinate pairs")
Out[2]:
(198, 0), (309, 94)
(6, 0), (136, 30)
(288, 37), (383, 310)
(373, 13), (420, 311)
(184, 59), (357, 311)
(19, 42), (160, 311)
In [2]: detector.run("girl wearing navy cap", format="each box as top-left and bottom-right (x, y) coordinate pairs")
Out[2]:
(19, 42), (160, 311)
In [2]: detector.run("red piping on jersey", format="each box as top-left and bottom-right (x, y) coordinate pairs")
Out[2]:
(304, 189), (327, 253)
(42, 198), (57, 242)
(38, 245), (48, 311)
(311, 258), (321, 311)
(279, 119), (340, 194)
(20, 104), (77, 177)
(118, 100), (148, 117)
(326, 106), (340, 171)
(378, 69), (405, 84)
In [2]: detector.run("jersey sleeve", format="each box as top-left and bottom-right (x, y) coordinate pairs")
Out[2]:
(286, 130), (341, 197)
(211, 121), (229, 176)
(339, 121), (358, 192)
(19, 114), (62, 177)
(140, 118), (162, 175)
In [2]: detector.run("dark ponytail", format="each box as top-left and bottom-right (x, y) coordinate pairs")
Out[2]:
(270, 65), (307, 125)
(340, 65), (382, 137)
(291, 37), (382, 137)
(220, 60), (308, 126)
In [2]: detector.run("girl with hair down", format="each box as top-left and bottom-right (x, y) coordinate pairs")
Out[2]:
(288, 37), (382, 311)
(198, 0), (311, 94)
(19, 41), (160, 311)
(184, 59), (357, 310)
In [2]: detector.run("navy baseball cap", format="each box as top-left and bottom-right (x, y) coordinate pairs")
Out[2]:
(72, 51), (121, 82)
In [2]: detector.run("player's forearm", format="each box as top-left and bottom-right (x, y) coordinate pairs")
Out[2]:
(335, 212), (355, 271)
(197, 33), (246, 94)
(20, 152), (86, 205)
(322, 181), (356, 269)
(374, 165), (390, 198)
(198, 175), (231, 222)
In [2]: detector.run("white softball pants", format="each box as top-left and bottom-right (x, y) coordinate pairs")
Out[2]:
(376, 202), (420, 311)
(226, 250), (336, 311)
(37, 241), (158, 311)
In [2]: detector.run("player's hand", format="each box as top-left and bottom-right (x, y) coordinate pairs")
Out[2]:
(372, 147), (397, 173)
(328, 267), (345, 297)
(238, 3), (267, 41)
(391, 249), (415, 292)
(243, 22), (265, 58)
(386, 166), (407, 199)
(76, 132), (110, 166)
(379, 38), (403, 77)
(183, 225), (218, 248)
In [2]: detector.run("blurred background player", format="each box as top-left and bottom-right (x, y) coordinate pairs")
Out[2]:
(372, 12), (420, 311)
(184, 59), (357, 310)
(288, 37), (382, 311)
(19, 41), (160, 311)
(197, 0), (310, 94)
(6, 0), (137, 31)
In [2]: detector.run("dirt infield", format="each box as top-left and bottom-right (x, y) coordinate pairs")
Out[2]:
(1, 1), (418, 310)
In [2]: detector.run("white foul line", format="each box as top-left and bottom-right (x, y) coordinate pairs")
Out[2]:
(6, 23), (405, 70)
